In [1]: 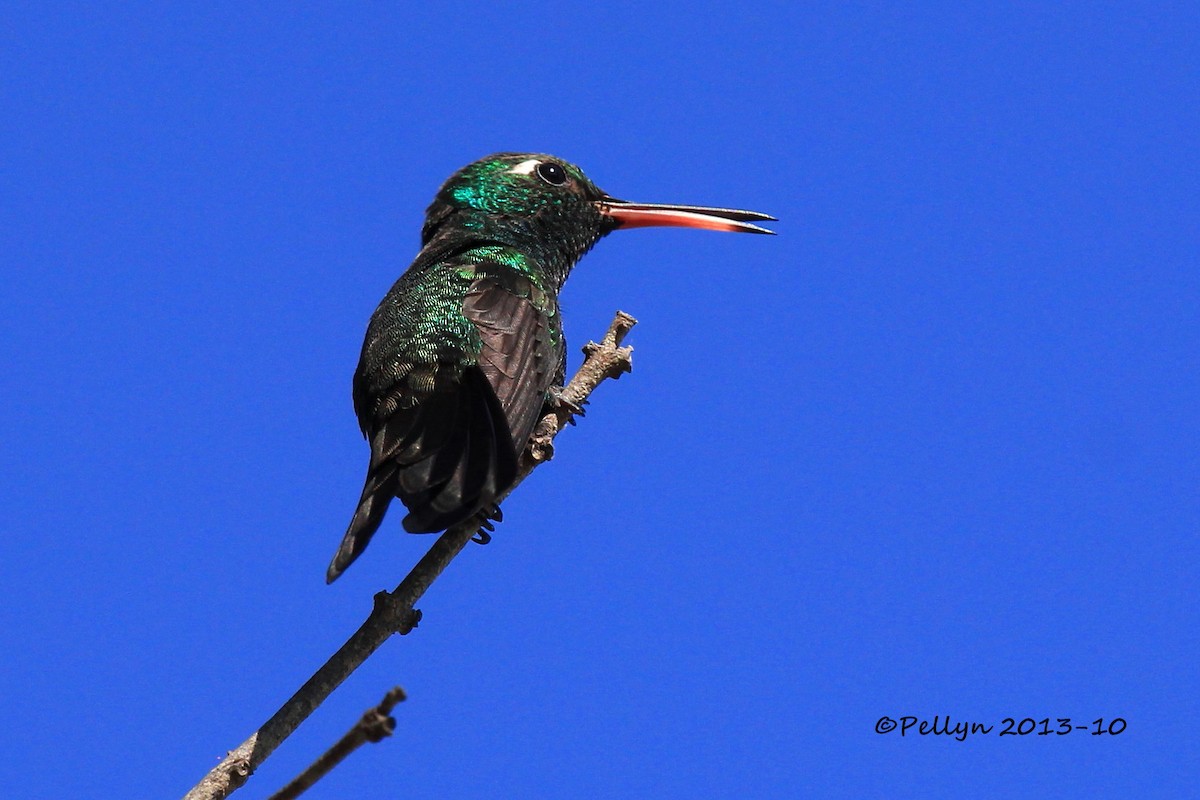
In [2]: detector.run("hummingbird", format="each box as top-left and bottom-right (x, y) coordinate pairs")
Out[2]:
(326, 153), (774, 582)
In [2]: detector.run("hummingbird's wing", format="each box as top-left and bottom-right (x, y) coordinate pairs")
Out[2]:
(462, 275), (562, 456)
(380, 274), (557, 536)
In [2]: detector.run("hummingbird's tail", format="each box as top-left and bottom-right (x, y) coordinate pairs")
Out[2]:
(326, 462), (398, 583)
(326, 367), (518, 583)
(397, 367), (518, 533)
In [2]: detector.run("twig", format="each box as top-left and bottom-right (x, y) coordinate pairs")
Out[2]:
(266, 687), (407, 800)
(183, 311), (637, 800)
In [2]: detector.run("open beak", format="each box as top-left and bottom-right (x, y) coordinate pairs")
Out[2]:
(597, 198), (776, 235)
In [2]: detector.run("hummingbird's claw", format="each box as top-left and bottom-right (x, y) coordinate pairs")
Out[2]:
(471, 504), (503, 544)
(547, 386), (586, 418)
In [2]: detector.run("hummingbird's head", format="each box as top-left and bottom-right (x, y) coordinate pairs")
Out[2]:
(423, 153), (610, 254)
(422, 152), (775, 283)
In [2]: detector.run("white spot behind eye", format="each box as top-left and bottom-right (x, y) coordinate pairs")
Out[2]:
(507, 158), (541, 175)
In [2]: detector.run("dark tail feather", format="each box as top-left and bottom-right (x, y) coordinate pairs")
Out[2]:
(401, 369), (517, 533)
(326, 462), (398, 583)
(330, 367), (520, 580)
(423, 376), (494, 522)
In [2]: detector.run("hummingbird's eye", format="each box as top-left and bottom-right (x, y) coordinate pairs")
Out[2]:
(535, 162), (568, 186)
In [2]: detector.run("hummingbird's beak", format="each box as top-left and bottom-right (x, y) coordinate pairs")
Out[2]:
(597, 198), (776, 235)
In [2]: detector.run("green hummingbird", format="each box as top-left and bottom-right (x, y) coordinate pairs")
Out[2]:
(326, 153), (774, 582)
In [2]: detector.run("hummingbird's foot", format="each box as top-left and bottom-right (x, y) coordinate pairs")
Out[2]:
(546, 386), (587, 421)
(471, 504), (503, 544)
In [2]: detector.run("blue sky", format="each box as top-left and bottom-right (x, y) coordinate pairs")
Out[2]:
(2, 2), (1196, 797)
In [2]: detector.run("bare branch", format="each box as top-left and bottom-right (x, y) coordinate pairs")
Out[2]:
(183, 311), (637, 800)
(266, 687), (407, 800)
